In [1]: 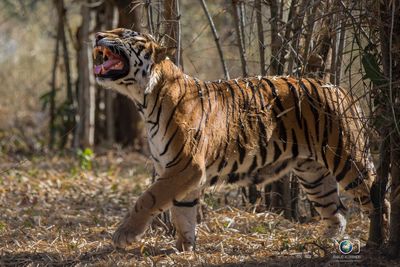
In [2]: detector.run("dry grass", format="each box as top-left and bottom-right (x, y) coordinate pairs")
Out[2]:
(0, 151), (396, 266)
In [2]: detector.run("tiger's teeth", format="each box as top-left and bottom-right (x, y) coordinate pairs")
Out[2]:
(101, 65), (106, 74)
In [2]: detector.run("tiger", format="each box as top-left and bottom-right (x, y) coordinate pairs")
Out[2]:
(93, 28), (376, 251)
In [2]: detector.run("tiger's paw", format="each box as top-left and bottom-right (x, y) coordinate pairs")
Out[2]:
(323, 213), (347, 238)
(112, 219), (146, 249)
(176, 236), (195, 252)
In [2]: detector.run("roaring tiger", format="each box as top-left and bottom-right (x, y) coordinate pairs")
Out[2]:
(93, 28), (376, 251)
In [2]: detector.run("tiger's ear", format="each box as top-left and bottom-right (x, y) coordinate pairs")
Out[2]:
(154, 46), (176, 63)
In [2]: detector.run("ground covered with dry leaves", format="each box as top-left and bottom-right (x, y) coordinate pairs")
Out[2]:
(0, 151), (397, 266)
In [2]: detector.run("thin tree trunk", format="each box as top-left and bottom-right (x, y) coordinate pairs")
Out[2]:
(75, 3), (95, 148)
(282, 175), (291, 219)
(49, 0), (62, 149)
(278, 0), (298, 75)
(369, 133), (390, 246)
(164, 0), (181, 67)
(255, 0), (266, 76)
(105, 1), (116, 145)
(302, 0), (317, 74)
(59, 0), (74, 148)
(232, 0), (248, 77)
(329, 13), (338, 84)
(145, 0), (154, 35)
(176, 0), (182, 68)
(200, 0), (230, 79)
(334, 10), (346, 85)
(287, 0), (308, 75)
(269, 0), (281, 75)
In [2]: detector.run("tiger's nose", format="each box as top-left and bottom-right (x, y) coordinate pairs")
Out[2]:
(95, 32), (106, 42)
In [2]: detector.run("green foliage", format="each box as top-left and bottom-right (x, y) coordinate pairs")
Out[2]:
(361, 49), (386, 87)
(77, 148), (94, 170)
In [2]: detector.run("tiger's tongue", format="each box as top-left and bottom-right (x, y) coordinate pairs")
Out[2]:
(94, 58), (121, 75)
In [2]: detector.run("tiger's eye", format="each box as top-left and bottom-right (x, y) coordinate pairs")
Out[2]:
(144, 52), (151, 60)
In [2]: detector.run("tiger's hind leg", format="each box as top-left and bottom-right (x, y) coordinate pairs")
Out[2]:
(294, 160), (347, 237)
(171, 189), (201, 251)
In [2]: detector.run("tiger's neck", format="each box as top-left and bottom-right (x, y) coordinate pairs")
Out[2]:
(140, 59), (190, 120)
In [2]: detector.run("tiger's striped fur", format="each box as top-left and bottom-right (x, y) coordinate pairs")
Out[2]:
(94, 28), (375, 251)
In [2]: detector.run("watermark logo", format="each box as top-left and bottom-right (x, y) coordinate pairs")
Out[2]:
(330, 238), (362, 263)
(335, 238), (360, 255)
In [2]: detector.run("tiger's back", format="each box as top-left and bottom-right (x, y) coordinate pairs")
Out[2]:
(149, 71), (374, 202)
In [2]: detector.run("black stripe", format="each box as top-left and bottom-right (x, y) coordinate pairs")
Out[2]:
(179, 157), (193, 172)
(301, 172), (330, 189)
(162, 78), (186, 139)
(275, 159), (289, 174)
(123, 78), (136, 82)
(299, 80), (320, 140)
(345, 176), (364, 191)
(149, 103), (163, 138)
(316, 188), (337, 199)
(306, 190), (322, 196)
(159, 128), (179, 156)
(335, 157), (352, 182)
(303, 119), (313, 157)
(254, 80), (266, 111)
(291, 129), (299, 158)
(306, 79), (323, 142)
(228, 173), (240, 183)
(210, 176), (219, 186)
(312, 201), (336, 208)
(259, 122), (268, 165)
(235, 79), (250, 111)
(231, 161), (239, 172)
(203, 81), (213, 116)
(264, 78), (285, 112)
(286, 81), (302, 128)
(218, 158), (228, 172)
(248, 156), (258, 174)
(321, 123), (329, 168)
(194, 79), (205, 143)
(148, 86), (163, 117)
(247, 80), (258, 108)
(333, 130), (343, 173)
(173, 198), (199, 207)
(165, 142), (186, 168)
(273, 141), (281, 162)
(237, 140), (246, 164)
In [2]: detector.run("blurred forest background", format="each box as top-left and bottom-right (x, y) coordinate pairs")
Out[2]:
(1, 0), (400, 265)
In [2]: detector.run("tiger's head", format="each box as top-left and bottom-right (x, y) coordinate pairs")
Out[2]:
(93, 28), (173, 101)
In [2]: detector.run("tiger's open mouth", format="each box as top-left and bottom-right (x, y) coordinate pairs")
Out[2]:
(93, 46), (129, 80)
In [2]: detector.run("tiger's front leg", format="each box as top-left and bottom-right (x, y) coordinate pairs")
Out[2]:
(112, 164), (204, 249)
(171, 189), (201, 251)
